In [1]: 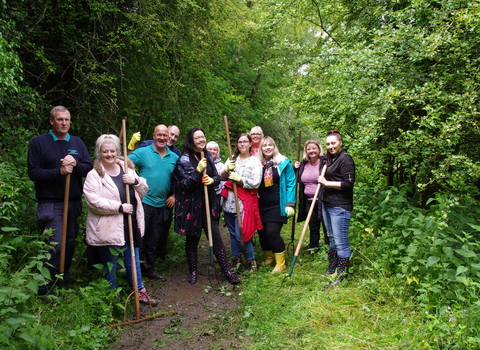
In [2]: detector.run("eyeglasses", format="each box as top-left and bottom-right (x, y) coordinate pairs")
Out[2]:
(250, 133), (262, 136)
(194, 136), (206, 141)
(237, 140), (250, 144)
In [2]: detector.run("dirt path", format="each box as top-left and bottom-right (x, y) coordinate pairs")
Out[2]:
(110, 232), (247, 350)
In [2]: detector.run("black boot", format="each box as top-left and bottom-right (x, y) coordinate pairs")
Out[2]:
(186, 251), (198, 285)
(215, 249), (241, 283)
(324, 257), (349, 289)
(324, 249), (338, 275)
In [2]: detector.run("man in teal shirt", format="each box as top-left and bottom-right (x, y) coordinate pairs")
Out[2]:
(128, 124), (179, 280)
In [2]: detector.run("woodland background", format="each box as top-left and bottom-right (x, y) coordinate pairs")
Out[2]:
(1, 0), (480, 348)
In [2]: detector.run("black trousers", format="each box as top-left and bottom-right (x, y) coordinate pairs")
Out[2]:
(141, 203), (171, 274)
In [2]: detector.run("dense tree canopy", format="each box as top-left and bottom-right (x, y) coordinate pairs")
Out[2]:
(1, 0), (479, 198)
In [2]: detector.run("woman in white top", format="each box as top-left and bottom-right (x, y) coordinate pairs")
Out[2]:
(220, 133), (263, 273)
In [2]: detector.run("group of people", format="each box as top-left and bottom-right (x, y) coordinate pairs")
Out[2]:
(28, 105), (355, 304)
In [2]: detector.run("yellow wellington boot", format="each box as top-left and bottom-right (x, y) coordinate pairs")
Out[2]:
(271, 251), (287, 273)
(264, 251), (275, 265)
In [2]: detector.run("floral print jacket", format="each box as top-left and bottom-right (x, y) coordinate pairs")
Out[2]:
(174, 150), (221, 237)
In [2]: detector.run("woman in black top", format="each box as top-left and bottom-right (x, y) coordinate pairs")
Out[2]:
(318, 130), (355, 288)
(175, 127), (241, 284)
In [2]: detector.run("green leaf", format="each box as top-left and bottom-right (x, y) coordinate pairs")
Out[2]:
(456, 266), (468, 276)
(426, 256), (440, 267)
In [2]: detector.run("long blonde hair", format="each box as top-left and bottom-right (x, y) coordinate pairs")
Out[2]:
(259, 136), (287, 165)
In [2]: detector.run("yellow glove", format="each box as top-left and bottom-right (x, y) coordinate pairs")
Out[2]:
(127, 131), (141, 150)
(202, 175), (214, 186)
(228, 172), (242, 183)
(196, 158), (207, 172)
(285, 207), (295, 218)
(224, 158), (235, 172)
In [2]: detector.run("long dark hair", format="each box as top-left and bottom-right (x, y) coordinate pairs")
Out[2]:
(234, 133), (252, 158)
(182, 127), (206, 157)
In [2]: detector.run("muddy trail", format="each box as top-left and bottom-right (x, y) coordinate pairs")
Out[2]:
(110, 230), (248, 350)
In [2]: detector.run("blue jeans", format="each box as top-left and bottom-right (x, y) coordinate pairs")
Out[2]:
(98, 245), (143, 290)
(224, 211), (255, 260)
(322, 204), (352, 258)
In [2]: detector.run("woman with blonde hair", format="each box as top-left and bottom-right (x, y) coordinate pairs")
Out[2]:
(84, 134), (157, 305)
(294, 139), (327, 253)
(257, 136), (296, 273)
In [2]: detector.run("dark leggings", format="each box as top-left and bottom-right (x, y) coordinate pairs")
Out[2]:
(306, 200), (327, 248)
(257, 221), (285, 253)
(185, 217), (225, 252)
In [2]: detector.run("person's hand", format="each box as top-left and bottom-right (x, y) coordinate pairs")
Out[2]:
(228, 172), (242, 183)
(166, 195), (175, 208)
(202, 175), (214, 186)
(224, 158), (235, 172)
(285, 207), (295, 217)
(123, 173), (136, 185)
(121, 203), (133, 214)
(61, 155), (77, 167)
(318, 175), (327, 186)
(60, 164), (74, 175)
(196, 158), (207, 172)
(294, 161), (300, 169)
(127, 131), (141, 150)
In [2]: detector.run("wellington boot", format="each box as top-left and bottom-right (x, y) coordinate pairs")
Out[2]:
(271, 251), (287, 273)
(264, 251), (275, 266)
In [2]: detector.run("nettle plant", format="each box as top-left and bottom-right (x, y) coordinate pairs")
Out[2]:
(353, 184), (480, 306)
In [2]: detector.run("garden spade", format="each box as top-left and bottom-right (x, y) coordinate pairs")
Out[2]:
(277, 163), (327, 295)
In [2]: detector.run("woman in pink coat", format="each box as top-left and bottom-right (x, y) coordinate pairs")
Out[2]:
(84, 134), (157, 305)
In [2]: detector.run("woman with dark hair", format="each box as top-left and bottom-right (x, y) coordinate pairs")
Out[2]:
(174, 127), (241, 284)
(84, 134), (157, 305)
(294, 140), (327, 252)
(257, 136), (296, 273)
(220, 133), (263, 273)
(318, 130), (355, 288)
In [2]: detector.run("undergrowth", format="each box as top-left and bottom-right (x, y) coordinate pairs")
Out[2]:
(2, 146), (480, 348)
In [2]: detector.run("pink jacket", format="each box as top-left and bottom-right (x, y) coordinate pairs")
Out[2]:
(84, 157), (148, 246)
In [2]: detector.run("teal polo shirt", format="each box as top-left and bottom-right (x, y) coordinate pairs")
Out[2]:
(128, 144), (179, 207)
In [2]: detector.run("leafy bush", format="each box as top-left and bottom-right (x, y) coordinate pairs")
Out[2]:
(352, 183), (480, 346)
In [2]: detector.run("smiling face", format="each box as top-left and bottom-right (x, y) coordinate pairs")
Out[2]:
(193, 130), (206, 152)
(100, 142), (117, 166)
(50, 110), (71, 139)
(237, 135), (251, 156)
(250, 127), (263, 146)
(262, 141), (274, 160)
(152, 125), (169, 152)
(168, 125), (180, 146)
(207, 145), (218, 160)
(326, 135), (343, 156)
(306, 143), (321, 162)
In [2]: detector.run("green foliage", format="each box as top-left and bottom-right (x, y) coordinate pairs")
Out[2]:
(351, 184), (480, 346)
(0, 229), (54, 349)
